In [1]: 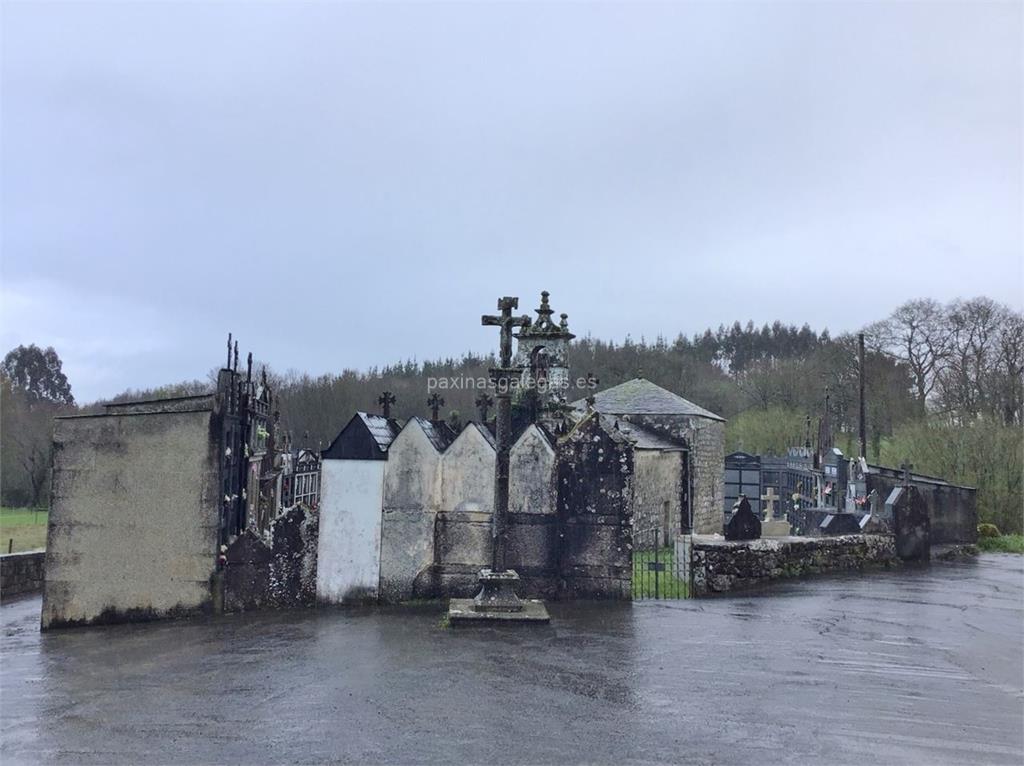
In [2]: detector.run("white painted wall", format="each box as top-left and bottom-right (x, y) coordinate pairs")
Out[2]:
(317, 459), (385, 604)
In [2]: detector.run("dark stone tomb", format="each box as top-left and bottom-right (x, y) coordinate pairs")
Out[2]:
(724, 496), (762, 541)
(819, 513), (863, 536)
(889, 486), (931, 561)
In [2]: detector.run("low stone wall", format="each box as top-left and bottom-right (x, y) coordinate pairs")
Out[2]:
(1, 550), (46, 599)
(691, 535), (898, 596)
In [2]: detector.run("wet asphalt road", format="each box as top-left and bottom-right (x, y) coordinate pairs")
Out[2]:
(2, 556), (1022, 765)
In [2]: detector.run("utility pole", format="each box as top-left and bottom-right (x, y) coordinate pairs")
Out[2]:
(858, 332), (867, 459)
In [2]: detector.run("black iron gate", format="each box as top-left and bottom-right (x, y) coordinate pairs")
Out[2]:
(632, 527), (691, 599)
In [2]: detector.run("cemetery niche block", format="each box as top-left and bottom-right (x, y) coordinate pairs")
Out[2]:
(724, 496), (761, 541)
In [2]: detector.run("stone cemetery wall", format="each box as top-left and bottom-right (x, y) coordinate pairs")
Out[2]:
(867, 473), (976, 544)
(1, 551), (45, 599)
(42, 402), (221, 629)
(691, 534), (898, 596)
(317, 459), (385, 604)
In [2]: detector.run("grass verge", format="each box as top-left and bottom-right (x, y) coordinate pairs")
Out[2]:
(632, 546), (689, 598)
(0, 507), (48, 553)
(977, 535), (1024, 554)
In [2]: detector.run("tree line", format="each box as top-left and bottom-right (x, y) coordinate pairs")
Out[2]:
(2, 296), (1020, 531)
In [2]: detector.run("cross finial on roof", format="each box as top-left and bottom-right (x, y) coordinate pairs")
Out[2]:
(427, 392), (445, 421)
(378, 391), (396, 419)
(475, 391), (494, 422)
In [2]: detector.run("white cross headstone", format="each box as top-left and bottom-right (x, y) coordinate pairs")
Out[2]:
(760, 486), (792, 537)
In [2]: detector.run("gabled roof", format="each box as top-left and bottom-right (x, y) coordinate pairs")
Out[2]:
(468, 421), (496, 449)
(572, 378), (724, 422)
(604, 416), (684, 451)
(321, 412), (403, 460)
(359, 413), (403, 452)
(414, 417), (459, 452)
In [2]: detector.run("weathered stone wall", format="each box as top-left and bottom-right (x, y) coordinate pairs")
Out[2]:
(620, 414), (724, 535)
(317, 459), (385, 604)
(42, 407), (220, 629)
(507, 425), (559, 596)
(380, 422), (442, 601)
(1, 551), (45, 599)
(509, 426), (554, 516)
(222, 506), (319, 611)
(555, 417), (633, 599)
(867, 473), (977, 545)
(690, 420), (726, 534)
(632, 450), (684, 544)
(691, 534), (898, 596)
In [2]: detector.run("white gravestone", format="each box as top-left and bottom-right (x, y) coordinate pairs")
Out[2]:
(761, 487), (792, 537)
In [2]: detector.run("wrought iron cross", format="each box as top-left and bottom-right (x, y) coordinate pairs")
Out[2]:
(482, 297), (531, 368)
(475, 392), (494, 422)
(427, 392), (445, 421)
(378, 391), (396, 419)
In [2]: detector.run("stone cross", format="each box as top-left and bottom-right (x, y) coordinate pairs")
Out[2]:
(427, 393), (445, 421)
(761, 487), (779, 521)
(475, 391), (494, 422)
(481, 297), (530, 572)
(378, 391), (396, 419)
(900, 462), (914, 486)
(482, 297), (531, 368)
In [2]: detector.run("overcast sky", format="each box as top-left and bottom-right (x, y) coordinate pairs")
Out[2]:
(2, 1), (1021, 403)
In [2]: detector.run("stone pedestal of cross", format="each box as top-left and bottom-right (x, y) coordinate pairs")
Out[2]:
(760, 486), (792, 538)
(448, 296), (550, 624)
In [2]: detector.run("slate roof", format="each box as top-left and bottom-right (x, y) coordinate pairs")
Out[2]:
(358, 413), (403, 452)
(601, 416), (685, 450)
(415, 417), (459, 452)
(573, 378), (724, 422)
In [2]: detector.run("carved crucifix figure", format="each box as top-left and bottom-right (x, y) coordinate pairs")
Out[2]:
(378, 391), (396, 419)
(427, 392), (445, 421)
(475, 392), (494, 422)
(481, 297), (530, 573)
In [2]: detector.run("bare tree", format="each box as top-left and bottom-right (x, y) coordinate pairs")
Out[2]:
(866, 299), (949, 411)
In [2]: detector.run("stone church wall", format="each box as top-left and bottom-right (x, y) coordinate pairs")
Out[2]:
(690, 420), (726, 534)
(623, 414), (724, 535)
(43, 402), (221, 629)
(631, 450), (685, 545)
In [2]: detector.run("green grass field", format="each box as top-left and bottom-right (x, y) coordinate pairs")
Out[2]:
(0, 507), (49, 553)
(978, 534), (1024, 554)
(632, 546), (689, 598)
